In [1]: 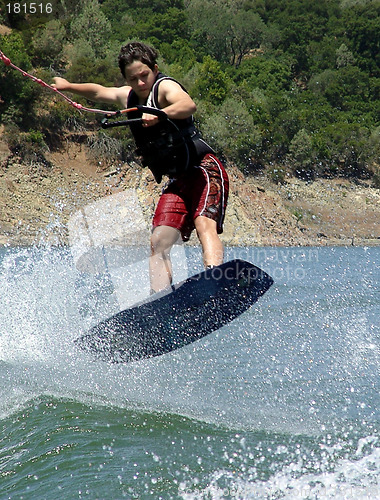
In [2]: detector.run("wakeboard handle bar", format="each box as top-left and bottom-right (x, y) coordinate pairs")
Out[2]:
(101, 105), (167, 129)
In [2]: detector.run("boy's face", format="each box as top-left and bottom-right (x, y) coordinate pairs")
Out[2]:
(124, 60), (158, 100)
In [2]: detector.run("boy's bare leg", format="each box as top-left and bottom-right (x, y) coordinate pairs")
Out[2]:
(150, 225), (181, 293)
(194, 216), (223, 268)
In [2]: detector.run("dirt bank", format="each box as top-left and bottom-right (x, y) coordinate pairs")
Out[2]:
(0, 139), (379, 248)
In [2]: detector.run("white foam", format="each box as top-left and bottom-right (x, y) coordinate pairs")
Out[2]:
(179, 441), (380, 499)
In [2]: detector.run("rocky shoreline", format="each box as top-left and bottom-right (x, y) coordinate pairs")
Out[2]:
(1, 139), (379, 249)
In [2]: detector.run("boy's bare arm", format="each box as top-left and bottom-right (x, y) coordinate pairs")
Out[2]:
(158, 80), (197, 119)
(52, 77), (130, 108)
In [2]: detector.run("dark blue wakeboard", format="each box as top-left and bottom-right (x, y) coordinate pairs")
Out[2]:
(75, 259), (273, 363)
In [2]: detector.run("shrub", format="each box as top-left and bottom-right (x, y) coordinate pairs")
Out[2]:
(4, 126), (51, 166)
(201, 98), (262, 170)
(288, 129), (316, 180)
(193, 56), (230, 104)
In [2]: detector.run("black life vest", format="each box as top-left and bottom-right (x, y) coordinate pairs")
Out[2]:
(127, 73), (214, 183)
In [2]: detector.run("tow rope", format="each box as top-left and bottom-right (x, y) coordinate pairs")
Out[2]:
(0, 49), (126, 116)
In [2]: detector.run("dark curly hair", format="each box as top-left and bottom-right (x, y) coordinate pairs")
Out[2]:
(118, 42), (159, 78)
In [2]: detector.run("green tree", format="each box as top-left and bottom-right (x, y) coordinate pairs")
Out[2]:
(193, 56), (230, 104)
(288, 129), (316, 179)
(187, 0), (231, 63)
(100, 0), (187, 46)
(342, 2), (380, 76)
(336, 43), (356, 68)
(314, 122), (373, 177)
(159, 39), (196, 71)
(130, 8), (189, 46)
(187, 0), (268, 66)
(258, 0), (340, 76)
(0, 32), (36, 126)
(231, 56), (292, 92)
(32, 19), (66, 67)
(228, 9), (267, 67)
(70, 0), (112, 58)
(64, 49), (120, 87)
(309, 66), (369, 111)
(307, 36), (341, 74)
(104, 0), (184, 12)
(201, 98), (262, 170)
(291, 90), (338, 132)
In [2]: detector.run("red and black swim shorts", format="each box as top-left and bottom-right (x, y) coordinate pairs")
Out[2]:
(152, 154), (229, 241)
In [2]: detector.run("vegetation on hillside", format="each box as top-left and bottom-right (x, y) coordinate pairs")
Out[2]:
(0, 0), (379, 184)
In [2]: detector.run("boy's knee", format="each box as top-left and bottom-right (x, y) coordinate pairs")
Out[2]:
(150, 225), (180, 254)
(194, 216), (217, 237)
